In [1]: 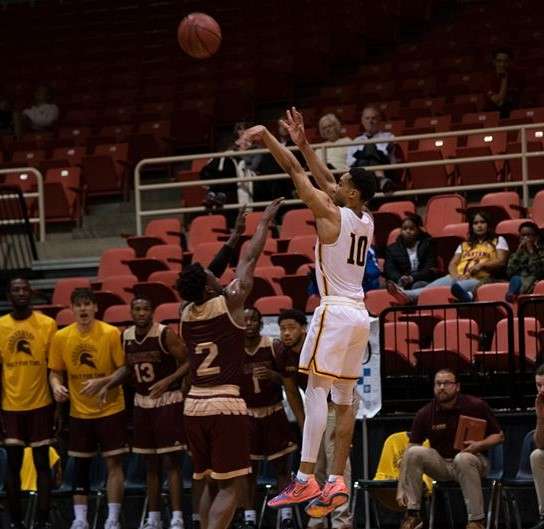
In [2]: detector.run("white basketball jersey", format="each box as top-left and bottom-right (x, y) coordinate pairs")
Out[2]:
(315, 207), (374, 301)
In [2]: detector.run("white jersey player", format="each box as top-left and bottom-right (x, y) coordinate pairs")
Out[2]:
(244, 109), (376, 519)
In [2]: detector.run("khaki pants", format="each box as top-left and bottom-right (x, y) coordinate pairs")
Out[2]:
(307, 397), (359, 529)
(530, 449), (544, 515)
(399, 445), (489, 521)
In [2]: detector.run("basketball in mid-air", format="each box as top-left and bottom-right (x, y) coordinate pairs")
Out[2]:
(177, 13), (222, 59)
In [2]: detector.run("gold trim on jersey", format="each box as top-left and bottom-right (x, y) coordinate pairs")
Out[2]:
(134, 390), (183, 408)
(245, 336), (272, 356)
(193, 466), (252, 481)
(247, 402), (283, 418)
(181, 295), (245, 329)
(317, 242), (329, 295)
(133, 444), (187, 455)
(299, 365), (361, 381)
(184, 396), (247, 416)
(300, 306), (328, 371)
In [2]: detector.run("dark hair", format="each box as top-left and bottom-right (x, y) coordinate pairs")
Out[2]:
(7, 277), (29, 290)
(434, 368), (457, 383)
(130, 296), (155, 309)
(245, 306), (262, 322)
(402, 213), (424, 229)
(70, 288), (97, 305)
(536, 364), (544, 376)
(519, 221), (540, 234)
(467, 210), (496, 246)
(493, 47), (511, 59)
(176, 263), (207, 304)
(348, 168), (377, 202)
(278, 309), (307, 326)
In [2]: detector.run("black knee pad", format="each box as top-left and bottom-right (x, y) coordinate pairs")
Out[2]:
(72, 457), (91, 496)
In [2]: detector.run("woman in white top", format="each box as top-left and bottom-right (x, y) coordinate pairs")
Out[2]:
(317, 113), (351, 172)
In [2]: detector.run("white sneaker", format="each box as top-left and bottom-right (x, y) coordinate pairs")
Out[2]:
(104, 521), (121, 529)
(142, 522), (163, 529)
(169, 520), (184, 529)
(70, 521), (89, 529)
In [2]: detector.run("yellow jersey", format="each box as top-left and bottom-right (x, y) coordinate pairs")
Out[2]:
(0, 312), (56, 411)
(21, 446), (60, 491)
(456, 238), (501, 280)
(48, 320), (125, 419)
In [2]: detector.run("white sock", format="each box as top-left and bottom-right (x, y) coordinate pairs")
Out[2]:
(171, 511), (183, 523)
(148, 511), (161, 523)
(107, 502), (122, 522)
(244, 510), (257, 523)
(328, 474), (344, 483)
(74, 504), (88, 522)
(280, 508), (293, 521)
(296, 470), (313, 482)
(191, 513), (200, 522)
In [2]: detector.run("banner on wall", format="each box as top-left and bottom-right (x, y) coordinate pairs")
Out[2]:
(356, 316), (382, 419)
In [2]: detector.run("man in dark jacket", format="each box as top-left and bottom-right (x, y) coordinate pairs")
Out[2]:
(384, 214), (437, 289)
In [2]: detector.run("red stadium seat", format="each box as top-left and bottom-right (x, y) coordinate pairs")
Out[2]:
(271, 236), (315, 274)
(387, 228), (401, 246)
(383, 321), (419, 373)
(58, 126), (92, 146)
(154, 302), (181, 331)
(187, 214), (228, 251)
(133, 281), (180, 307)
(372, 212), (402, 255)
(279, 209), (316, 240)
(100, 274), (137, 304)
(254, 295), (293, 315)
(98, 248), (135, 278)
(51, 146), (85, 167)
(255, 266), (284, 295)
(365, 289), (398, 318)
(480, 191), (523, 219)
(441, 223), (469, 238)
(56, 308), (75, 328)
(192, 242), (224, 268)
(306, 295), (320, 313)
(413, 115), (451, 131)
(93, 143), (129, 180)
(11, 149), (46, 167)
(461, 111), (500, 128)
(43, 167), (82, 224)
(148, 270), (179, 290)
(147, 244), (182, 271)
(424, 194), (466, 237)
(240, 238), (278, 267)
(505, 142), (544, 181)
(414, 318), (480, 369)
(34, 277), (92, 318)
(127, 218), (182, 257)
(81, 155), (126, 199)
(496, 218), (531, 251)
(103, 304), (133, 328)
(531, 190), (544, 226)
(475, 282), (509, 303)
(377, 201), (416, 217)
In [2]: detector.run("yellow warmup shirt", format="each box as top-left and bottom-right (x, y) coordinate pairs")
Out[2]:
(21, 446), (60, 491)
(0, 312), (57, 411)
(456, 238), (502, 280)
(48, 320), (125, 419)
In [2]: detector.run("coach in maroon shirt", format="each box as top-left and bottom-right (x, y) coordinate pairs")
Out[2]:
(396, 369), (504, 529)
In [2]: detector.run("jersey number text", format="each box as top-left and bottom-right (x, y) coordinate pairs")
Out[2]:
(195, 342), (220, 377)
(347, 233), (368, 266)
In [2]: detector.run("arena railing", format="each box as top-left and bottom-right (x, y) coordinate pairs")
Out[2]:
(517, 296), (544, 371)
(0, 167), (45, 242)
(378, 300), (516, 412)
(134, 122), (544, 235)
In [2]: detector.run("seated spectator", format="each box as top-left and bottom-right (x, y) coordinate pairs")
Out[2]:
(384, 214), (437, 290)
(397, 369), (504, 529)
(346, 105), (399, 193)
(317, 113), (351, 171)
(505, 221), (544, 302)
(484, 48), (523, 118)
(386, 210), (509, 303)
(0, 94), (21, 137)
(531, 364), (544, 529)
(363, 245), (381, 292)
(22, 85), (59, 131)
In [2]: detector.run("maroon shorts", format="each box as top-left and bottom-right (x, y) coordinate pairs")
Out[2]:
(184, 392), (251, 481)
(68, 411), (129, 458)
(248, 405), (297, 461)
(133, 399), (186, 454)
(2, 404), (55, 447)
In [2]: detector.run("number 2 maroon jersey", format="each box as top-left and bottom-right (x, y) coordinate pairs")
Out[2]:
(240, 336), (283, 408)
(123, 323), (180, 396)
(180, 295), (245, 387)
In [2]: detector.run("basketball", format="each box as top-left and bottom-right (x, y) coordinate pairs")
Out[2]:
(177, 12), (222, 59)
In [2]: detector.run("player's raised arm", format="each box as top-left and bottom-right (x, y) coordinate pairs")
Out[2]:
(227, 198), (283, 306)
(281, 107), (337, 199)
(243, 126), (337, 220)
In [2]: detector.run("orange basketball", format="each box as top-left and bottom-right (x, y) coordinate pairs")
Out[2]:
(177, 13), (222, 59)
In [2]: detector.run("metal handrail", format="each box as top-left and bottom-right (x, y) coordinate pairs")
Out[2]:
(0, 167), (45, 242)
(134, 122), (544, 235)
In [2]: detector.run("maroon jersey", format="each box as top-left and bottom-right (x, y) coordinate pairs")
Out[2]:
(181, 296), (245, 388)
(123, 323), (180, 396)
(275, 340), (308, 390)
(240, 336), (283, 409)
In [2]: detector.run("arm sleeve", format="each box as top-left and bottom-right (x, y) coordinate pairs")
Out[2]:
(47, 333), (66, 371)
(208, 244), (235, 278)
(110, 328), (125, 369)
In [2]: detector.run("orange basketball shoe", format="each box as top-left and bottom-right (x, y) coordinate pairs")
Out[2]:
(267, 476), (322, 508)
(305, 479), (349, 518)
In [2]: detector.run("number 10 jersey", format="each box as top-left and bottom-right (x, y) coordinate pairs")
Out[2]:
(315, 207), (374, 301)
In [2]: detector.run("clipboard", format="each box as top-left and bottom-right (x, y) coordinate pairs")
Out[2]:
(454, 415), (487, 451)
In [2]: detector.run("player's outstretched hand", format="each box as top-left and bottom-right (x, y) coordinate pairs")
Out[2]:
(242, 125), (267, 144)
(281, 107), (307, 148)
(233, 205), (248, 235)
(262, 197), (284, 223)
